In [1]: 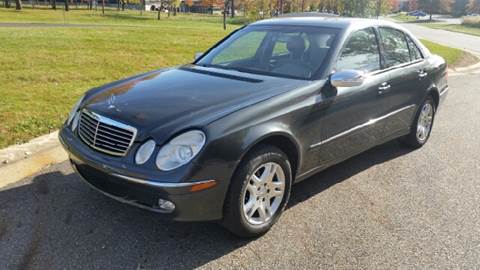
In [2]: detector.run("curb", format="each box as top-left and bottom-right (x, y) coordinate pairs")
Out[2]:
(0, 132), (67, 189)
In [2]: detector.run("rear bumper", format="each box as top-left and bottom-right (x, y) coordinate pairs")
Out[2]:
(59, 127), (232, 222)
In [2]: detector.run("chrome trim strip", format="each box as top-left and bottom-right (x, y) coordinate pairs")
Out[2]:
(110, 173), (216, 188)
(310, 105), (415, 149)
(440, 87), (449, 96)
(79, 109), (137, 157)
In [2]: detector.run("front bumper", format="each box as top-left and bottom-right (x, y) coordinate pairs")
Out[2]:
(59, 127), (233, 221)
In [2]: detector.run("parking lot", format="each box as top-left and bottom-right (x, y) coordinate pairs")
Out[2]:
(1, 71), (479, 269)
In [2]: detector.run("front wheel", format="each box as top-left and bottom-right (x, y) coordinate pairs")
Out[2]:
(401, 96), (436, 148)
(222, 145), (292, 238)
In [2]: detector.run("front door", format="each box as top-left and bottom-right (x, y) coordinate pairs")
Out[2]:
(305, 27), (392, 171)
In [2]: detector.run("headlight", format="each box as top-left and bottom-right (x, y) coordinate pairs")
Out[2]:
(67, 95), (85, 126)
(156, 130), (206, 171)
(135, 139), (156, 165)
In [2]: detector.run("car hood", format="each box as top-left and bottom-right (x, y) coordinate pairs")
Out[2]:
(82, 65), (310, 143)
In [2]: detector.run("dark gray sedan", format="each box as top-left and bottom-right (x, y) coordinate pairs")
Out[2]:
(60, 17), (448, 237)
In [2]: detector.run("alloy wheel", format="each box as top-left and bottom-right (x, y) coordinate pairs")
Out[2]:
(242, 162), (285, 225)
(416, 103), (434, 142)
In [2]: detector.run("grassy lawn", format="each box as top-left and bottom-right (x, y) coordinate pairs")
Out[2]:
(420, 39), (465, 64)
(0, 8), (239, 148)
(0, 8), (474, 148)
(390, 13), (422, 22)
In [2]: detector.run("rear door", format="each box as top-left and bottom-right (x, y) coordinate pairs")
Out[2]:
(377, 27), (428, 135)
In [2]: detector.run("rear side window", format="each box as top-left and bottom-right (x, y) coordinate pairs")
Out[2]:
(379, 27), (411, 67)
(407, 36), (423, 61)
(335, 28), (381, 73)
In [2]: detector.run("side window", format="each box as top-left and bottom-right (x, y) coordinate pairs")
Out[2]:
(379, 28), (411, 67)
(406, 36), (423, 61)
(335, 28), (380, 73)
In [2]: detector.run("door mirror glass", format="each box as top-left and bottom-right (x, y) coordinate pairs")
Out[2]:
(194, 52), (204, 61)
(330, 70), (365, 88)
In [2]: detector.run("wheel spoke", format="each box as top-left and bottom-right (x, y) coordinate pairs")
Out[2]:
(246, 203), (258, 218)
(244, 199), (256, 215)
(251, 174), (262, 185)
(258, 204), (268, 222)
(247, 183), (257, 196)
(260, 163), (277, 183)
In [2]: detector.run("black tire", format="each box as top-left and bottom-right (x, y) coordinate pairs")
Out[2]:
(400, 96), (436, 148)
(222, 145), (292, 238)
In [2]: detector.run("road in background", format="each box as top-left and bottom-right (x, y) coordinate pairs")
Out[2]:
(399, 22), (480, 54)
(1, 71), (479, 269)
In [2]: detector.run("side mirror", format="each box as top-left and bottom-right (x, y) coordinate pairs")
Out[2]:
(194, 52), (204, 61)
(330, 70), (365, 88)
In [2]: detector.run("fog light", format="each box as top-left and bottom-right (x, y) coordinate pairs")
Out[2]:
(158, 198), (175, 213)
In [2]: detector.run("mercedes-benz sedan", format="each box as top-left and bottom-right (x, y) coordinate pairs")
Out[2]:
(60, 17), (448, 237)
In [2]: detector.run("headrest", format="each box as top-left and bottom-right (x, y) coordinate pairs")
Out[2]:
(286, 36), (306, 55)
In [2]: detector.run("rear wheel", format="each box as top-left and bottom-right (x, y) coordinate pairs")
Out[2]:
(222, 145), (292, 238)
(401, 96), (436, 148)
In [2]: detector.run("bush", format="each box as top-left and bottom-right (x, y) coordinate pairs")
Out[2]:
(462, 16), (480, 28)
(227, 16), (253, 25)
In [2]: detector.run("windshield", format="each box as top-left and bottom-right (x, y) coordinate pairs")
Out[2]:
(196, 25), (339, 80)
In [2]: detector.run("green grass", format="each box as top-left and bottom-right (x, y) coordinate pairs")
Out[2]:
(420, 39), (464, 65)
(391, 13), (419, 22)
(0, 8), (473, 148)
(0, 8), (240, 148)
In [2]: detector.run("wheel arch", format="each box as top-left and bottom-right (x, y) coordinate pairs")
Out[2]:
(238, 131), (302, 179)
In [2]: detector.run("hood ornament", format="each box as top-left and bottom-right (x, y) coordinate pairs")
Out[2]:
(107, 94), (116, 110)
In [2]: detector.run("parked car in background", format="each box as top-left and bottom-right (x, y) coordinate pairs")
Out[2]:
(60, 17), (448, 238)
(408, 10), (427, 17)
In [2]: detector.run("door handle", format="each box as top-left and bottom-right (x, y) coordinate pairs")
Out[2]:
(418, 70), (428, 79)
(378, 82), (391, 95)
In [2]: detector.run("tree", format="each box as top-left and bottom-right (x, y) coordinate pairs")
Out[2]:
(15, 0), (21, 9)
(453, 0), (469, 16)
(65, 0), (69, 11)
(417, 0), (452, 20)
(468, 0), (480, 12)
(407, 0), (417, 11)
(52, 0), (56, 9)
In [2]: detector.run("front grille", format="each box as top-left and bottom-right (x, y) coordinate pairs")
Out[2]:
(78, 109), (137, 156)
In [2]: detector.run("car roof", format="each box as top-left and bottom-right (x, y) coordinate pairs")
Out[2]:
(250, 16), (399, 31)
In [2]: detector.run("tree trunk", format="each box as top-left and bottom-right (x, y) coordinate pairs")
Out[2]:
(301, 0), (304, 12)
(101, 0), (104, 13)
(223, 0), (226, 30)
(157, 6), (161, 19)
(230, 0), (234, 17)
(52, 0), (56, 9)
(429, 0), (433, 21)
(121, 0), (125, 10)
(117, 0), (119, 10)
(15, 0), (21, 9)
(64, 0), (69, 11)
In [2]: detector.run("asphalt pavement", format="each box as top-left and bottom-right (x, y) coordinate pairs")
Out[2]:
(1, 70), (479, 269)
(399, 22), (480, 55)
